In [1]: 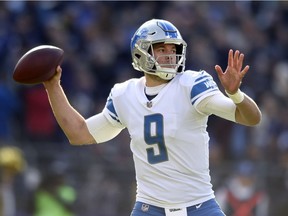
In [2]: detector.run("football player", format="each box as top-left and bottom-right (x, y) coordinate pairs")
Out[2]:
(43, 19), (261, 216)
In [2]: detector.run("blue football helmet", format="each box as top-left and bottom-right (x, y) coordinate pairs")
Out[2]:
(131, 19), (187, 80)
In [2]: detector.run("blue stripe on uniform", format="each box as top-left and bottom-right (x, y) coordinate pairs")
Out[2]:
(191, 78), (218, 105)
(106, 98), (121, 123)
(194, 75), (210, 83)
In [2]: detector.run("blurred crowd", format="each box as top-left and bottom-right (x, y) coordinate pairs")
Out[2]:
(0, 1), (288, 216)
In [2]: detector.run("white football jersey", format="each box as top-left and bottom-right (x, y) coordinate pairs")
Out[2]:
(102, 70), (221, 208)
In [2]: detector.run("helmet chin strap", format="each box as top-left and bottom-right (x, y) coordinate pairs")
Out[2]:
(155, 65), (177, 80)
(157, 73), (175, 80)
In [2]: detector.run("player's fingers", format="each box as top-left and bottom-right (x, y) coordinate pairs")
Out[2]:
(241, 65), (250, 78)
(44, 66), (62, 84)
(43, 67), (61, 86)
(215, 65), (224, 76)
(228, 49), (233, 67)
(233, 50), (240, 69)
(238, 53), (244, 71)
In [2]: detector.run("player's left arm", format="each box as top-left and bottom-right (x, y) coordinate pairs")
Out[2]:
(214, 49), (261, 126)
(231, 93), (261, 126)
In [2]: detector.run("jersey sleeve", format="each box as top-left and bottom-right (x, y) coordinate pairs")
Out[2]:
(190, 70), (219, 106)
(102, 88), (126, 129)
(86, 113), (123, 143)
(196, 92), (236, 122)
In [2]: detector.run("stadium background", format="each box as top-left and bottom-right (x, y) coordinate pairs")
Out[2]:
(0, 1), (288, 215)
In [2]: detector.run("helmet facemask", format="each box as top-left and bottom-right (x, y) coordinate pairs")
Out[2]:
(151, 42), (186, 80)
(131, 19), (187, 80)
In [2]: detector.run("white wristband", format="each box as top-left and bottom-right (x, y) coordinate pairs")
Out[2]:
(225, 89), (245, 104)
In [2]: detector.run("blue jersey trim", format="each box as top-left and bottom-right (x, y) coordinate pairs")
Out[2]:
(194, 75), (210, 83)
(191, 89), (218, 105)
(191, 77), (218, 105)
(106, 98), (121, 123)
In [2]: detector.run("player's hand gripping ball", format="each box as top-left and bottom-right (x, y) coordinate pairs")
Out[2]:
(13, 45), (64, 84)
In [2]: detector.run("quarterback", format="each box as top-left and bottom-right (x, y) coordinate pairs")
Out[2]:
(43, 19), (261, 216)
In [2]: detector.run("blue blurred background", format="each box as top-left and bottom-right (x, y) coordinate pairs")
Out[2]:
(0, 1), (288, 216)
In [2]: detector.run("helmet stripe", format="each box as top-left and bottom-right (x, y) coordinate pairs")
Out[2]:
(157, 21), (178, 38)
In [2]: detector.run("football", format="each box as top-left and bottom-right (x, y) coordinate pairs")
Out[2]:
(13, 45), (64, 84)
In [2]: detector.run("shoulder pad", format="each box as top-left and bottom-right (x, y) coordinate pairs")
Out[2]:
(179, 70), (211, 86)
(111, 78), (139, 98)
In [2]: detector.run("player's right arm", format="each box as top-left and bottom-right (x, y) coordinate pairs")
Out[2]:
(43, 66), (96, 145)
